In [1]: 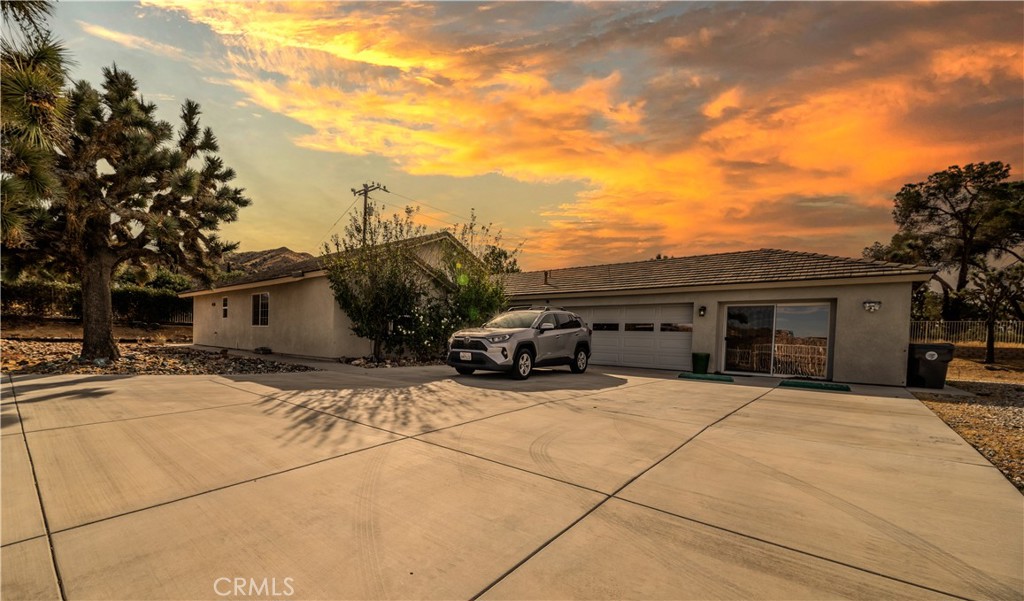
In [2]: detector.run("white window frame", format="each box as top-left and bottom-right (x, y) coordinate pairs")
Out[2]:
(251, 292), (269, 327)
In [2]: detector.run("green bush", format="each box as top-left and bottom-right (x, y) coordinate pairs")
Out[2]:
(1, 279), (191, 323)
(1, 279), (81, 318)
(111, 285), (192, 323)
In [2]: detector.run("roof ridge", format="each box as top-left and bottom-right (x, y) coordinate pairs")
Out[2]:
(755, 247), (931, 272)
(190, 230), (459, 292)
(517, 248), (768, 276)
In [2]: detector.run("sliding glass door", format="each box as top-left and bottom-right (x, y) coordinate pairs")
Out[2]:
(725, 303), (831, 378)
(725, 306), (775, 374)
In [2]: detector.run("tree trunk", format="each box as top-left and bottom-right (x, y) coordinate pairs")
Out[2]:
(985, 318), (996, 364)
(80, 251), (120, 362)
(956, 254), (971, 292)
(940, 287), (953, 321)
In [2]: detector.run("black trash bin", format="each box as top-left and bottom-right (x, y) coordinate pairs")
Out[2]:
(692, 352), (711, 375)
(907, 343), (955, 389)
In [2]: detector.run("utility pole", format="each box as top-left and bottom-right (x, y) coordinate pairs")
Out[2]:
(350, 181), (387, 246)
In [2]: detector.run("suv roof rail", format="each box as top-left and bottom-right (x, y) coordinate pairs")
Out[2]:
(506, 305), (568, 312)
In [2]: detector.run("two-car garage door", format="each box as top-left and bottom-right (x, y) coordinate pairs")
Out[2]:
(572, 304), (694, 371)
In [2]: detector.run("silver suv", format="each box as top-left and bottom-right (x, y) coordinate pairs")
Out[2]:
(447, 307), (592, 379)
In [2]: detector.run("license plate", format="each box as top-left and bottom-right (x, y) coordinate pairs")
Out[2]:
(459, 352), (472, 361)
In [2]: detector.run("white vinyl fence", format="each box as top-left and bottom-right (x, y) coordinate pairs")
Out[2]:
(910, 321), (1024, 345)
(165, 310), (194, 325)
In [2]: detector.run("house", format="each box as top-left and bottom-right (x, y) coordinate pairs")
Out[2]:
(182, 242), (934, 387)
(502, 249), (935, 386)
(180, 232), (465, 359)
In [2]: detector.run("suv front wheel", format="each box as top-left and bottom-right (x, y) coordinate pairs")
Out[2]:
(511, 348), (534, 380)
(570, 347), (588, 374)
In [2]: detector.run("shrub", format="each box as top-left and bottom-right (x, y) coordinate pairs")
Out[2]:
(1, 279), (81, 318)
(1, 278), (191, 323)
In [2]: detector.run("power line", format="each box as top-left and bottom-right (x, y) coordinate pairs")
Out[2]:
(383, 188), (474, 223)
(315, 196), (360, 247)
(352, 182), (387, 246)
(374, 197), (462, 229)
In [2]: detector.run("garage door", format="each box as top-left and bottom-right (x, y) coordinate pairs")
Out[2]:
(572, 304), (693, 370)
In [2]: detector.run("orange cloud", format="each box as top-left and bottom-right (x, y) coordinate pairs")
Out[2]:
(140, 1), (1022, 268)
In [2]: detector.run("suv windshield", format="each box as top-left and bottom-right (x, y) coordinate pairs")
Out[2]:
(484, 311), (541, 329)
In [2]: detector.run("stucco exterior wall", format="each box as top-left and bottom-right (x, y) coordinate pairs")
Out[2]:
(518, 280), (915, 386)
(191, 276), (371, 358)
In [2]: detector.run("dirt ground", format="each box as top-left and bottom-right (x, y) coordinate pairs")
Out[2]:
(915, 355), (1024, 493)
(1, 317), (192, 343)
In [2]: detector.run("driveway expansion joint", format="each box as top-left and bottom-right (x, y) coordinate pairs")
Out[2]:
(614, 497), (978, 601)
(410, 437), (610, 498)
(8, 373), (68, 601)
(0, 533), (48, 549)
(469, 385), (775, 600)
(47, 437), (404, 537)
(42, 378), (664, 537)
(18, 398), (264, 435)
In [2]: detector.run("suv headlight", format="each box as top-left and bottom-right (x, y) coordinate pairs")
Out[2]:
(486, 334), (512, 343)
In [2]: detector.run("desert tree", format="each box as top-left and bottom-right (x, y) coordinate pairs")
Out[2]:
(967, 264), (1023, 364)
(322, 202), (427, 361)
(5, 66), (250, 360)
(1, 0), (69, 247)
(865, 162), (1023, 319)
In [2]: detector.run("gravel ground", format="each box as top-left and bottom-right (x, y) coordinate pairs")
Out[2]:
(914, 357), (1024, 493)
(1, 340), (317, 375)
(2, 317), (193, 343)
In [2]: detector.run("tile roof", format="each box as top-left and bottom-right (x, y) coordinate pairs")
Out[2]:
(186, 231), (455, 292)
(504, 249), (936, 297)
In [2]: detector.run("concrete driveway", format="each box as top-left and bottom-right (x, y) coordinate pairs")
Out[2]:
(2, 366), (1021, 600)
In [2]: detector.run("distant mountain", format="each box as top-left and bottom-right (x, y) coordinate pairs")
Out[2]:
(220, 247), (314, 276)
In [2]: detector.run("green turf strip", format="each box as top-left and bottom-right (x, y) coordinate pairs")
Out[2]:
(779, 380), (851, 392)
(678, 373), (734, 382)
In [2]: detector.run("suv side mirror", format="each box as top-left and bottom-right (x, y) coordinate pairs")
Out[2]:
(539, 322), (555, 331)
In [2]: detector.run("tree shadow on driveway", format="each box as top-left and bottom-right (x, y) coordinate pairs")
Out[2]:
(224, 368), (630, 447)
(450, 368), (629, 393)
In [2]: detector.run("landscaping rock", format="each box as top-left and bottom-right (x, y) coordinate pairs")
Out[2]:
(914, 357), (1024, 493)
(0, 340), (318, 376)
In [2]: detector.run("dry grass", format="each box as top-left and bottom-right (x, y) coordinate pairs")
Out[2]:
(915, 356), (1024, 493)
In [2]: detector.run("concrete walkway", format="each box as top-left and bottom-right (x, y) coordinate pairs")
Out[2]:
(1, 367), (1021, 600)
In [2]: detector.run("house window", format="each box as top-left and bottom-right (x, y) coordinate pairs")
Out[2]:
(251, 293), (269, 326)
(624, 323), (654, 332)
(222, 297), (228, 318)
(592, 323), (620, 331)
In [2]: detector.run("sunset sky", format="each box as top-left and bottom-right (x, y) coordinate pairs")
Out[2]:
(49, 1), (1023, 270)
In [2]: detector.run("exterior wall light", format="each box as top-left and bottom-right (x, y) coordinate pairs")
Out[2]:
(698, 306), (707, 317)
(863, 300), (882, 313)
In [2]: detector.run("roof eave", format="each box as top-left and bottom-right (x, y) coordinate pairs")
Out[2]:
(507, 272), (935, 300)
(178, 270), (326, 298)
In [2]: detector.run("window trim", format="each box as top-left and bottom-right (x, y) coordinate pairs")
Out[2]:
(251, 292), (269, 327)
(659, 323), (692, 333)
(624, 323), (655, 332)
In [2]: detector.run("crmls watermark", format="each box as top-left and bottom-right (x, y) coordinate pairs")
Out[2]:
(213, 577), (295, 597)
